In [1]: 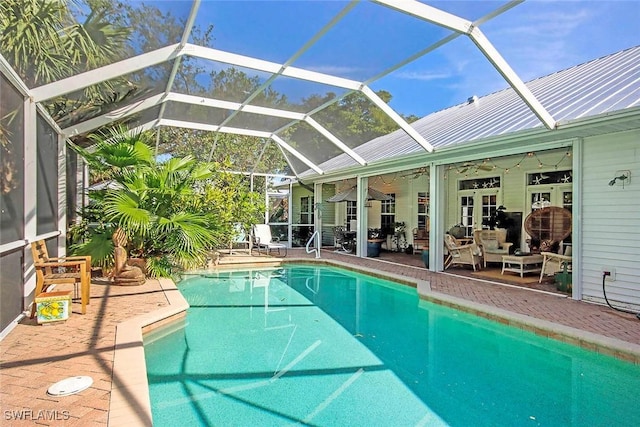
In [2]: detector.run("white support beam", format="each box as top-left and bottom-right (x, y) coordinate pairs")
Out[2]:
(219, 126), (272, 139)
(184, 44), (362, 91)
(360, 85), (434, 152)
(468, 27), (556, 130)
(364, 1), (522, 85)
(271, 135), (323, 175)
(280, 67), (362, 91)
(355, 176), (369, 257)
(251, 139), (271, 174)
(123, 121), (159, 137)
(284, 1), (358, 67)
(160, 118), (282, 140)
(66, 90), (311, 138)
(373, 0), (472, 34)
(0, 53), (31, 97)
(179, 0), (201, 47)
(62, 93), (165, 136)
(275, 142), (301, 178)
(35, 104), (64, 135)
(31, 44), (181, 102)
(304, 117), (367, 165)
(314, 182), (323, 250)
(183, 44), (282, 74)
(23, 98), (38, 305)
(57, 133), (67, 257)
(167, 92), (306, 120)
(156, 0), (201, 129)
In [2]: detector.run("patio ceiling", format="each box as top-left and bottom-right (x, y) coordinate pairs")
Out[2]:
(11, 0), (558, 178)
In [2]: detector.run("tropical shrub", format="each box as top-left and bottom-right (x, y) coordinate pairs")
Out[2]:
(70, 126), (264, 277)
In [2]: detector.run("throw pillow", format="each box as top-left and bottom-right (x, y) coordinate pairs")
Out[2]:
(485, 239), (499, 250)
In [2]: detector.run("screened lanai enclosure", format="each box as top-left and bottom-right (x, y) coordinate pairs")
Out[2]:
(2, 0), (640, 333)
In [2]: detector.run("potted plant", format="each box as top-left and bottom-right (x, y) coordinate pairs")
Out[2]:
(448, 224), (465, 239)
(421, 248), (430, 268)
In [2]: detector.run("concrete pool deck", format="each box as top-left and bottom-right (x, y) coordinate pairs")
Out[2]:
(1, 248), (639, 426)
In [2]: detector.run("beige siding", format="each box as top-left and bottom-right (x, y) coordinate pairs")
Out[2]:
(581, 130), (640, 307)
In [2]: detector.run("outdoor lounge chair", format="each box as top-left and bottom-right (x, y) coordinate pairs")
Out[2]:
(412, 228), (429, 254)
(229, 223), (252, 254)
(539, 246), (572, 283)
(252, 224), (287, 257)
(474, 229), (513, 267)
(444, 234), (482, 271)
(30, 240), (91, 316)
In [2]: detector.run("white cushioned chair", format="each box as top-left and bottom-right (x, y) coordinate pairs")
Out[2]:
(474, 229), (513, 267)
(251, 224), (287, 257)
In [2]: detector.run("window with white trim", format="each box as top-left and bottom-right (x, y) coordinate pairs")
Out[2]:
(381, 193), (396, 235)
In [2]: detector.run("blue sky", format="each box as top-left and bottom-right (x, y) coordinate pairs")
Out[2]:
(153, 0), (639, 118)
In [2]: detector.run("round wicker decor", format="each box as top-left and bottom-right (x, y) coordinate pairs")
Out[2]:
(524, 206), (572, 242)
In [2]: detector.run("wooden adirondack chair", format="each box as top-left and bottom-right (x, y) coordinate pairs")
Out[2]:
(30, 240), (91, 316)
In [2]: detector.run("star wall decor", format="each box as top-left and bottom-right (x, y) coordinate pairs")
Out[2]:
(533, 173), (550, 185)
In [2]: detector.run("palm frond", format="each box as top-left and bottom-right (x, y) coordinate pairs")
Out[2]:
(104, 191), (152, 232)
(69, 227), (115, 269)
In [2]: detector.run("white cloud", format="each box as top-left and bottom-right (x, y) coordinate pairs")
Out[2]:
(394, 70), (452, 81)
(306, 64), (364, 77)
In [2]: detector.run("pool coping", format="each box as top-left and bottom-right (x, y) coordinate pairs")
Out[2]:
(108, 278), (189, 427)
(109, 258), (640, 426)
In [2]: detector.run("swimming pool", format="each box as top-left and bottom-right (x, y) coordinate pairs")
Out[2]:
(145, 264), (640, 426)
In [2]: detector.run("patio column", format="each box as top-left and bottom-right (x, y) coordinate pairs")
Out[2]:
(57, 133), (67, 257)
(314, 182), (323, 250)
(571, 138), (583, 301)
(430, 162), (445, 271)
(356, 176), (368, 257)
(23, 97), (37, 305)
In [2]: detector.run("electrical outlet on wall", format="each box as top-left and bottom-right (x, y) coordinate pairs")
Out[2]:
(601, 267), (616, 281)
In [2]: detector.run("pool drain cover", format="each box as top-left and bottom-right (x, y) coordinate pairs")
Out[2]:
(47, 376), (93, 396)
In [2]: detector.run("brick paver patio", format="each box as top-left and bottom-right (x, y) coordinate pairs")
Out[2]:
(1, 249), (639, 426)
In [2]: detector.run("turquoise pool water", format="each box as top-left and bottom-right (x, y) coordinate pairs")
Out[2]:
(145, 265), (640, 426)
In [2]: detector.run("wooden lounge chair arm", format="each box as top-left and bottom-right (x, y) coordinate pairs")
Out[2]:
(45, 256), (91, 266)
(35, 260), (88, 269)
(46, 255), (90, 261)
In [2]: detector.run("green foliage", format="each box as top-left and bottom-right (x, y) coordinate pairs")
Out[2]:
(68, 222), (115, 269)
(72, 128), (264, 277)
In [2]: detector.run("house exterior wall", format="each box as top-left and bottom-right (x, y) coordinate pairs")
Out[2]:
(581, 130), (640, 308)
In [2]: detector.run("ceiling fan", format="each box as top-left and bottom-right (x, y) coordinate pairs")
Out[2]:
(456, 162), (494, 174)
(400, 167), (429, 179)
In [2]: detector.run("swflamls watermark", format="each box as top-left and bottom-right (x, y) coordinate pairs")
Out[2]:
(3, 409), (71, 421)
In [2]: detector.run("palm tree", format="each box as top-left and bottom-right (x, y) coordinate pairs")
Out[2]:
(70, 127), (221, 277)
